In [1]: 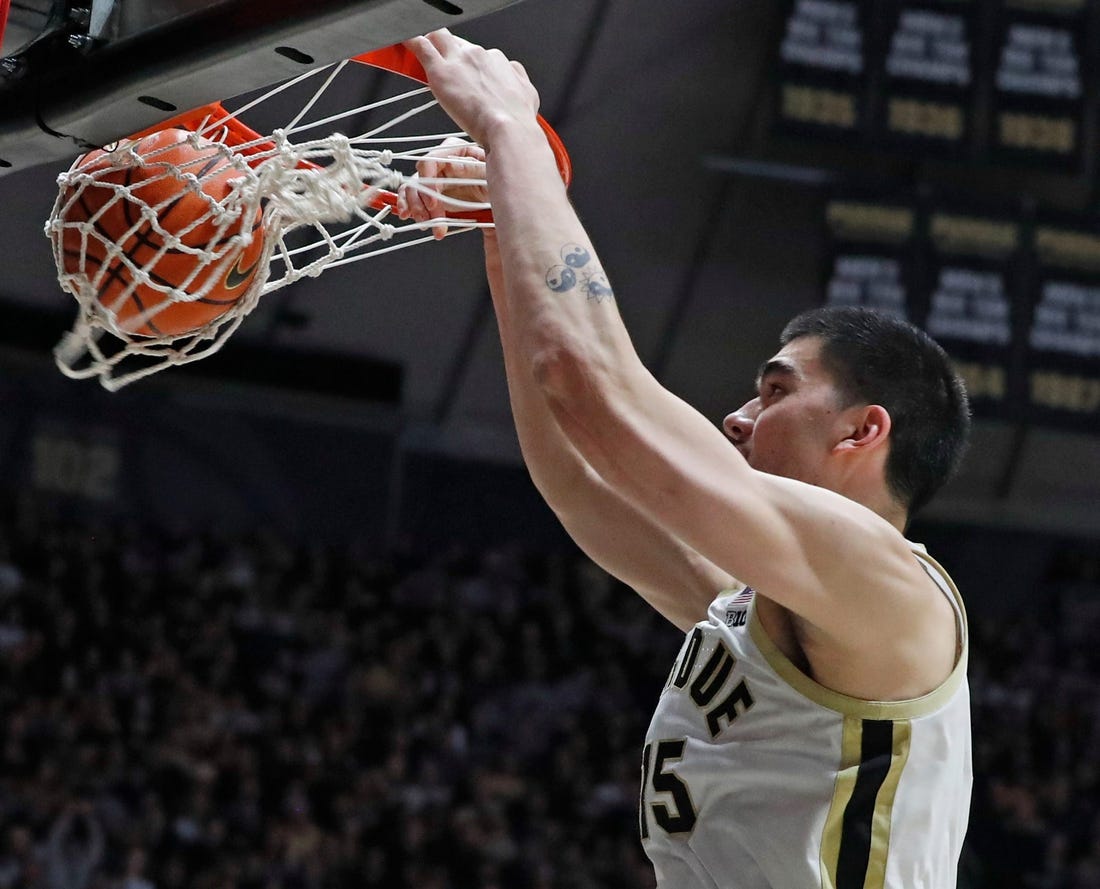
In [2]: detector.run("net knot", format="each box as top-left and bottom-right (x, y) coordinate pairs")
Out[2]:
(328, 132), (353, 160)
(207, 198), (242, 228)
(371, 168), (403, 193)
(105, 141), (143, 168)
(271, 129), (293, 155)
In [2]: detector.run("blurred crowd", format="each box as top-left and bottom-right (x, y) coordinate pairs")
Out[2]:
(965, 549), (1100, 889)
(1, 495), (1099, 889)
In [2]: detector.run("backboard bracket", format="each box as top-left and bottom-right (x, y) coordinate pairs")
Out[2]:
(0, 0), (524, 174)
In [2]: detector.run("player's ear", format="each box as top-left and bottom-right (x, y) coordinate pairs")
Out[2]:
(834, 404), (891, 455)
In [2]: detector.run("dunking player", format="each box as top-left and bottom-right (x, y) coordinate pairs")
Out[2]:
(400, 30), (973, 888)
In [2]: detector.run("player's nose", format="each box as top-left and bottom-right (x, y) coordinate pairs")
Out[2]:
(722, 400), (757, 451)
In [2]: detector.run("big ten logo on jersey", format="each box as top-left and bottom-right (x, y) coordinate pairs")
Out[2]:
(662, 625), (755, 739)
(724, 585), (754, 627)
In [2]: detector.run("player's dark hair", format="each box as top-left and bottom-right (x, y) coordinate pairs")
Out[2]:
(780, 306), (970, 516)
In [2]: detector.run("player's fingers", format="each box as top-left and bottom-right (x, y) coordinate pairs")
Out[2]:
(442, 136), (469, 148)
(437, 142), (484, 167)
(406, 184), (435, 222)
(510, 59), (532, 86)
(395, 175), (418, 218)
(438, 156), (473, 184)
(419, 147), (485, 189)
(438, 136), (473, 159)
(415, 157), (439, 181)
(398, 187), (417, 220)
(415, 138), (471, 177)
(414, 176), (445, 221)
(399, 172), (432, 222)
(424, 28), (464, 56)
(402, 35), (441, 69)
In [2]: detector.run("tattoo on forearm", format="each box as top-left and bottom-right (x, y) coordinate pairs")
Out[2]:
(545, 243), (614, 303)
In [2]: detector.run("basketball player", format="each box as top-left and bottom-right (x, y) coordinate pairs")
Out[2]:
(401, 30), (973, 889)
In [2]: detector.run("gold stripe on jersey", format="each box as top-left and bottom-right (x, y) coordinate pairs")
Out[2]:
(820, 717), (863, 888)
(819, 718), (913, 889)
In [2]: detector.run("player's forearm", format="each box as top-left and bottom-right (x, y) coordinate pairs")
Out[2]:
(484, 232), (598, 508)
(483, 121), (643, 400)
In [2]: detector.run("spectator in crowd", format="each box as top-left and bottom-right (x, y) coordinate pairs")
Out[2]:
(44, 802), (104, 889)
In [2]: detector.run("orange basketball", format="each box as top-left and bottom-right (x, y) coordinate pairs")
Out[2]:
(60, 129), (265, 338)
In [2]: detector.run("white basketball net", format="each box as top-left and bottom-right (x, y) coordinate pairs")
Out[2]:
(46, 58), (492, 391)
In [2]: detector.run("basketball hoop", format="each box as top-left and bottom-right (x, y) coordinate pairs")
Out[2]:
(46, 44), (572, 391)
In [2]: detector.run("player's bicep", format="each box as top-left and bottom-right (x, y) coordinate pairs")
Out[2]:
(644, 447), (924, 634)
(550, 374), (916, 632)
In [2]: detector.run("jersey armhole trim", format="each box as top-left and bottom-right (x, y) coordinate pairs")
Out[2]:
(746, 550), (969, 720)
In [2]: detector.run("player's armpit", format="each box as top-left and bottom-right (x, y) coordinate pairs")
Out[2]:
(549, 463), (738, 632)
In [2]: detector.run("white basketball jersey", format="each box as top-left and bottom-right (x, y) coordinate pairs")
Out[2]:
(640, 545), (971, 889)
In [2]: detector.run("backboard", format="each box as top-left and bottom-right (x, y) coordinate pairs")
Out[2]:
(1, 0), (227, 52)
(0, 0), (526, 174)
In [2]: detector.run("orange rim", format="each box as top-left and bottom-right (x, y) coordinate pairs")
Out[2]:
(353, 44), (574, 198)
(129, 42), (573, 223)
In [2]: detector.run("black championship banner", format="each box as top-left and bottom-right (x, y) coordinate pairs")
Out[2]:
(922, 211), (1023, 417)
(1026, 224), (1100, 428)
(776, 0), (875, 139)
(987, 0), (1090, 172)
(823, 197), (919, 321)
(874, 0), (980, 156)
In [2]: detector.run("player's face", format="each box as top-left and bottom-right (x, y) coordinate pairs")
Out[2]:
(722, 336), (850, 485)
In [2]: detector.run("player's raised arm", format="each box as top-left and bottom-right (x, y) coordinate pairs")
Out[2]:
(404, 31), (969, 660)
(398, 141), (734, 630)
(484, 230), (736, 630)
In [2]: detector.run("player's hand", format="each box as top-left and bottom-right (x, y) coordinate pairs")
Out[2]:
(403, 30), (540, 149)
(396, 137), (488, 240)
